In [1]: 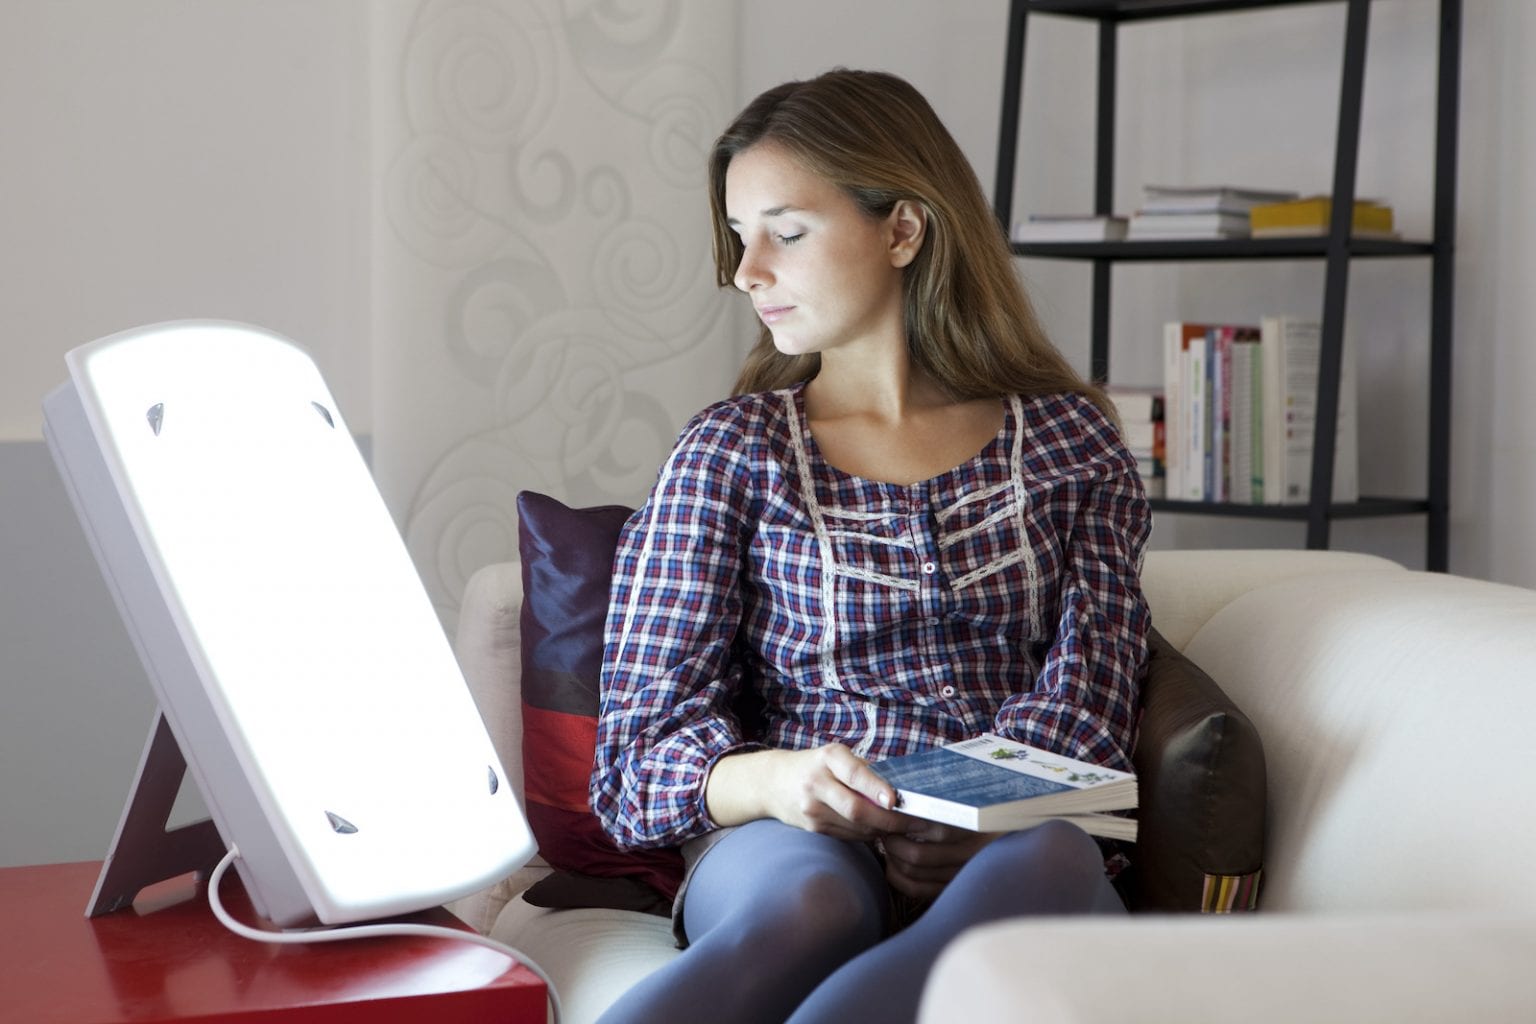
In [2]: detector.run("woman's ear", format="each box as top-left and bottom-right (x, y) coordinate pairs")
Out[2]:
(887, 200), (927, 268)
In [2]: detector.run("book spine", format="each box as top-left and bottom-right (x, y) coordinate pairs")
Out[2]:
(1216, 326), (1234, 503)
(1249, 334), (1265, 501)
(1280, 319), (1323, 504)
(892, 789), (981, 831)
(1230, 337), (1253, 505)
(1162, 323), (1185, 501)
(1186, 337), (1207, 501)
(1260, 316), (1284, 504)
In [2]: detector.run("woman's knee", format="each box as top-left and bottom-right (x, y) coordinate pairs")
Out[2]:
(719, 856), (887, 964)
(776, 861), (888, 952)
(687, 822), (888, 955)
(988, 819), (1103, 873)
(685, 844), (888, 1020)
(958, 820), (1123, 915)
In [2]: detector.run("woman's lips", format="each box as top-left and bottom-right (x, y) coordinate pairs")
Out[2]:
(756, 304), (794, 325)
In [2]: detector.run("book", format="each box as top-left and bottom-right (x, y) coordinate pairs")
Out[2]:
(1229, 334), (1262, 504)
(1127, 211), (1251, 239)
(1259, 316), (1359, 505)
(1185, 332), (1209, 498)
(1013, 214), (1129, 243)
(1106, 386), (1165, 499)
(1140, 184), (1299, 214)
(1249, 195), (1397, 239)
(1162, 321), (1212, 501)
(1210, 325), (1261, 502)
(869, 733), (1138, 841)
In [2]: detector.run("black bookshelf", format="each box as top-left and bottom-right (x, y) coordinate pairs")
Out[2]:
(993, 0), (1461, 570)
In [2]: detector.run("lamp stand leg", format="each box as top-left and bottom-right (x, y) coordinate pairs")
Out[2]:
(86, 710), (226, 917)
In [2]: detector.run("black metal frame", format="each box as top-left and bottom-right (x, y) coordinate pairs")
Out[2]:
(993, 0), (1460, 571)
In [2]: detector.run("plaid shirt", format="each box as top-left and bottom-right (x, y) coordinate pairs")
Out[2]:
(591, 383), (1151, 850)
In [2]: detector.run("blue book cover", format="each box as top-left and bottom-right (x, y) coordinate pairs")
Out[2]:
(873, 748), (1075, 808)
(870, 734), (1137, 838)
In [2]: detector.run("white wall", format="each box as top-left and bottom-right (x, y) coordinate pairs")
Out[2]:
(369, 1), (741, 635)
(3, 0), (1533, 867)
(0, 0), (372, 867)
(0, 0), (373, 438)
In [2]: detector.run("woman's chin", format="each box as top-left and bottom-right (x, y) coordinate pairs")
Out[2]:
(770, 334), (817, 357)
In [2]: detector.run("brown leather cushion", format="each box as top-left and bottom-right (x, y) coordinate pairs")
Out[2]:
(1123, 626), (1267, 912)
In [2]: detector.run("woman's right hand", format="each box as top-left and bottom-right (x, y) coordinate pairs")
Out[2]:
(705, 744), (915, 840)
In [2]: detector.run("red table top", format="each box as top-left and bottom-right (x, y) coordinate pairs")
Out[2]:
(0, 860), (547, 1023)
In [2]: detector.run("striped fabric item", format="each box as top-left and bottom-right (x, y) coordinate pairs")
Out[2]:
(1201, 870), (1262, 912)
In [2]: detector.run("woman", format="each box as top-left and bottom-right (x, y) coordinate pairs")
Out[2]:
(590, 68), (1150, 1024)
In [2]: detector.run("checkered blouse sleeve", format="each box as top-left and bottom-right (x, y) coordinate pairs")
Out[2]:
(994, 396), (1151, 772)
(589, 403), (761, 850)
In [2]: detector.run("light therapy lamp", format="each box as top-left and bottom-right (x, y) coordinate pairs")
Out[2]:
(43, 321), (536, 928)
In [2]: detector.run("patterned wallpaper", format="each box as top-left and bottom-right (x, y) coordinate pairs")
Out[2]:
(371, 0), (742, 630)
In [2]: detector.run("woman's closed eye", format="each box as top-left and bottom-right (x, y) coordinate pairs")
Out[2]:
(777, 232), (805, 245)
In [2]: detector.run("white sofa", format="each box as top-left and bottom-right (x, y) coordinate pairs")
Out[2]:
(450, 549), (1536, 1022)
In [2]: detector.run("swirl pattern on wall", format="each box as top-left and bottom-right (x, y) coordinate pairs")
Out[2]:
(374, 0), (740, 630)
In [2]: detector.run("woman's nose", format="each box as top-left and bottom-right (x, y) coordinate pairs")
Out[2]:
(733, 245), (768, 292)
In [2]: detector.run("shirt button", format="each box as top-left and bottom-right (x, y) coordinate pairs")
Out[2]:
(940, 685), (958, 699)
(925, 616), (941, 626)
(921, 561), (937, 575)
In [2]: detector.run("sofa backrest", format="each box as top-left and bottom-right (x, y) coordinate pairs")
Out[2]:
(1183, 569), (1536, 914)
(1141, 548), (1404, 650)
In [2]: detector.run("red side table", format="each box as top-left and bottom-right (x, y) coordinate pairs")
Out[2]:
(1, 861), (547, 1023)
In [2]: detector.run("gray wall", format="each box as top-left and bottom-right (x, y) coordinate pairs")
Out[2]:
(1, 440), (155, 864)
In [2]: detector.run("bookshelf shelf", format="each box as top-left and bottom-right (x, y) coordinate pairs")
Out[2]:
(1149, 497), (1432, 521)
(1025, 0), (1344, 20)
(1011, 238), (1435, 262)
(994, 0), (1461, 569)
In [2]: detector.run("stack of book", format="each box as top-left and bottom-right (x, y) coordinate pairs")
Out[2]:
(1161, 316), (1357, 505)
(1127, 185), (1298, 240)
(1105, 387), (1165, 499)
(1248, 195), (1398, 239)
(1012, 214), (1128, 243)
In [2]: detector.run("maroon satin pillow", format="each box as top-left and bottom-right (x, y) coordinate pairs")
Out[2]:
(515, 490), (683, 910)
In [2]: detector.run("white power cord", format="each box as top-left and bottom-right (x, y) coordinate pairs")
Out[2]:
(208, 846), (562, 1024)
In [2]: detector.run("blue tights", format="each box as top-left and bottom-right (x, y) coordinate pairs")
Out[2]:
(594, 817), (1126, 1024)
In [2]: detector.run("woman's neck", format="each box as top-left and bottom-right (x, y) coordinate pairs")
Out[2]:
(801, 360), (1003, 486)
(805, 349), (945, 426)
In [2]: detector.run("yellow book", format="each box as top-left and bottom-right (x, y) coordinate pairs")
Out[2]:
(1249, 196), (1396, 238)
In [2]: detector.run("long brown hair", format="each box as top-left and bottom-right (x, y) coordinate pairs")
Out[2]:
(709, 68), (1106, 412)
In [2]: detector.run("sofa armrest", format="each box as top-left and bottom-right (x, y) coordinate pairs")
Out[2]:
(455, 561), (526, 806)
(449, 560), (548, 933)
(1141, 549), (1403, 650)
(919, 913), (1536, 1022)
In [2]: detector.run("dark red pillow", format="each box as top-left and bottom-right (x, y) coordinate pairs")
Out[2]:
(515, 491), (684, 908)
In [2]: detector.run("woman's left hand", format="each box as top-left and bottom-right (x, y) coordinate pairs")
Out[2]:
(881, 820), (1002, 900)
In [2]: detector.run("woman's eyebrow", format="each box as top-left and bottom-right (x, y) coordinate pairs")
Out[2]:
(727, 205), (801, 228)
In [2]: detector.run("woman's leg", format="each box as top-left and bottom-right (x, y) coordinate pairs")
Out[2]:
(595, 818), (890, 1024)
(786, 819), (1125, 1024)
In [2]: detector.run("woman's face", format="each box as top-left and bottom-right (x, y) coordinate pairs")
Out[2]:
(724, 142), (912, 361)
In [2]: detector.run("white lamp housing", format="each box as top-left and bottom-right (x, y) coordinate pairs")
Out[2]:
(43, 321), (534, 927)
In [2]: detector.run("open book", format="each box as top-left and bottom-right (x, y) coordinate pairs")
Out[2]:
(870, 734), (1137, 841)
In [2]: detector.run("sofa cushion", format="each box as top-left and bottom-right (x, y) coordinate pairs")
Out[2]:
(515, 491), (684, 907)
(1125, 627), (1266, 912)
